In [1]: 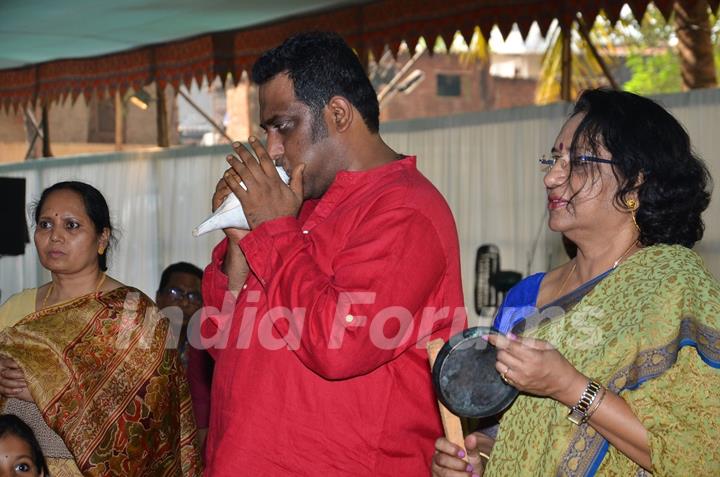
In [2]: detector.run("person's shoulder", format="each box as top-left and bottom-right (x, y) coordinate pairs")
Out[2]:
(0, 288), (38, 329)
(625, 245), (720, 309)
(494, 274), (545, 332)
(360, 162), (445, 211)
(122, 285), (154, 303)
(395, 157), (441, 192)
(506, 273), (545, 307)
(513, 272), (546, 287)
(0, 288), (37, 310)
(638, 244), (715, 282)
(349, 157), (457, 240)
(378, 158), (455, 217)
(101, 285), (157, 310)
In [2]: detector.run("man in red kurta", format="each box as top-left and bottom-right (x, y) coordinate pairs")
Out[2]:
(201, 32), (466, 476)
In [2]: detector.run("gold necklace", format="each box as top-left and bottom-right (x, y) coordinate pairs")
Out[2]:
(42, 272), (107, 309)
(555, 260), (577, 301)
(554, 240), (638, 301)
(611, 240), (639, 269)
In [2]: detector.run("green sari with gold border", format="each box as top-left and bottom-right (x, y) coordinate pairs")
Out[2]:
(486, 245), (720, 477)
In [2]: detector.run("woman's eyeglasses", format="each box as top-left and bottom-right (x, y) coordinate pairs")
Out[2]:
(538, 155), (615, 173)
(163, 287), (203, 304)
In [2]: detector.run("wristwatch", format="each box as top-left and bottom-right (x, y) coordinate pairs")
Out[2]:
(567, 380), (601, 425)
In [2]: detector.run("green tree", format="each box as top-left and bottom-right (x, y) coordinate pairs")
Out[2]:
(536, 3), (720, 101)
(620, 2), (717, 94)
(624, 50), (682, 94)
(615, 3), (681, 94)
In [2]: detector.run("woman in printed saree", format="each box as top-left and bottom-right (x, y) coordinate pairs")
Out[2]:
(432, 89), (719, 477)
(0, 181), (202, 476)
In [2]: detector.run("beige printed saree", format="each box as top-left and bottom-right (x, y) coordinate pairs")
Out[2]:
(0, 287), (202, 476)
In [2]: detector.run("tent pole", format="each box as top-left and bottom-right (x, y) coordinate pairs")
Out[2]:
(41, 104), (52, 157)
(115, 91), (124, 151)
(560, 23), (572, 101)
(156, 83), (169, 147)
(24, 108), (42, 160)
(177, 88), (232, 142)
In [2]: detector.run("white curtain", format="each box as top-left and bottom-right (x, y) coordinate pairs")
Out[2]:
(2, 90), (719, 319)
(0, 146), (228, 301)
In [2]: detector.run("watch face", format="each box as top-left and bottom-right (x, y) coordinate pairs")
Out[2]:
(567, 410), (584, 425)
(567, 381), (601, 425)
(432, 326), (519, 418)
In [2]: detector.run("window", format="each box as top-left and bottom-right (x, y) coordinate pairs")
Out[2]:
(87, 96), (116, 143)
(437, 74), (461, 97)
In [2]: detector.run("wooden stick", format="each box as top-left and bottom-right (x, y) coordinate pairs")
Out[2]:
(427, 338), (467, 461)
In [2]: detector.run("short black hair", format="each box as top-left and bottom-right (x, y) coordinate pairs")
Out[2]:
(158, 262), (203, 292)
(34, 181), (116, 271)
(0, 414), (49, 475)
(251, 31), (380, 137)
(569, 88), (712, 248)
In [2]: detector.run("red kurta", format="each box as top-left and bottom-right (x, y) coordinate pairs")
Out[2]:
(201, 157), (466, 476)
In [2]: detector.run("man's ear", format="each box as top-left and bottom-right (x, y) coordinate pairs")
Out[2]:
(327, 96), (353, 133)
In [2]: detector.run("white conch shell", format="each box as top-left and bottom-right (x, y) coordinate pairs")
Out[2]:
(193, 166), (290, 237)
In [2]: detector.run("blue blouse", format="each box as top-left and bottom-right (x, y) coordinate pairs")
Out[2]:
(492, 273), (545, 334)
(493, 268), (614, 335)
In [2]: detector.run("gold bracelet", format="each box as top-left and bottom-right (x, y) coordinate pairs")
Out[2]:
(567, 379), (601, 425)
(584, 385), (607, 423)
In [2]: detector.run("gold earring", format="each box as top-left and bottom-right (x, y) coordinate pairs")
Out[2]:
(624, 199), (640, 232)
(98, 245), (106, 255)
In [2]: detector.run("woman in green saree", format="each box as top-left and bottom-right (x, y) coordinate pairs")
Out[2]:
(432, 89), (719, 477)
(0, 181), (201, 476)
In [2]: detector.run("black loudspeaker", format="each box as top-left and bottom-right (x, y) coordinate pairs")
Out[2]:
(0, 177), (30, 255)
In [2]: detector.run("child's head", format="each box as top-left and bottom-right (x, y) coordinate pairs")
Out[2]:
(0, 414), (48, 477)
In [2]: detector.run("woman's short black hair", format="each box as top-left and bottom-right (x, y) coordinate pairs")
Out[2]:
(34, 181), (116, 271)
(251, 31), (380, 139)
(569, 88), (712, 248)
(0, 414), (49, 475)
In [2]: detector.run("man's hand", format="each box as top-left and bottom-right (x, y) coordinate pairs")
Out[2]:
(212, 160), (251, 289)
(223, 138), (304, 229)
(212, 174), (252, 245)
(0, 357), (32, 402)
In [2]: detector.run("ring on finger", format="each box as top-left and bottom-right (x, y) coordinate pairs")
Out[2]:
(500, 366), (511, 384)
